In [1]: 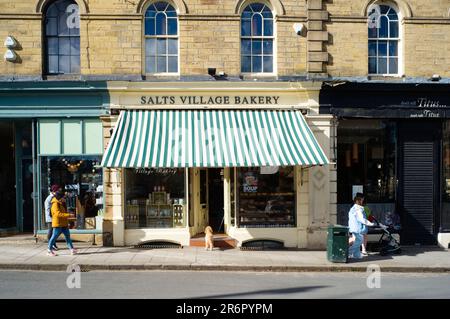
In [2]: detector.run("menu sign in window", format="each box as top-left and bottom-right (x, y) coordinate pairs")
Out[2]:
(243, 172), (258, 193)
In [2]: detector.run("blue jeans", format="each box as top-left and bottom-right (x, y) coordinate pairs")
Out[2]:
(349, 233), (363, 258)
(48, 227), (73, 251)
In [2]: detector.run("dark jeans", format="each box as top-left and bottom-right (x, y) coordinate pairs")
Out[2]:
(48, 227), (73, 251)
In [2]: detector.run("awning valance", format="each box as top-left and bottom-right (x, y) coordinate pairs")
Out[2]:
(101, 110), (328, 168)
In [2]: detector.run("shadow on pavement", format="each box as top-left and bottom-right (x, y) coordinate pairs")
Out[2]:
(191, 285), (331, 299)
(345, 245), (449, 264)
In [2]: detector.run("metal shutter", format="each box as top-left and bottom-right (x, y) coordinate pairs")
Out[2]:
(401, 142), (436, 245)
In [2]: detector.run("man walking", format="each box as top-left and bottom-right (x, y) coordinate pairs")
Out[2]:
(44, 184), (61, 251)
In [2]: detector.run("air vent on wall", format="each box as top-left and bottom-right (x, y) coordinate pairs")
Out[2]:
(240, 239), (284, 251)
(134, 241), (182, 249)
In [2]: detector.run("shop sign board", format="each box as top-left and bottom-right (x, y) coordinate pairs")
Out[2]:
(134, 168), (178, 175)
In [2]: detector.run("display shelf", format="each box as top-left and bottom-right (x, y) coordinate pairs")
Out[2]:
(173, 204), (185, 227)
(127, 191), (186, 228)
(125, 204), (140, 228)
(145, 203), (185, 227)
(240, 221), (294, 224)
(240, 192), (295, 197)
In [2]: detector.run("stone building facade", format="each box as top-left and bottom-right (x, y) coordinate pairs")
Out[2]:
(1, 0), (448, 248)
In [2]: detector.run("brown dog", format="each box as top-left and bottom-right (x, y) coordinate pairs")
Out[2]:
(204, 226), (214, 251)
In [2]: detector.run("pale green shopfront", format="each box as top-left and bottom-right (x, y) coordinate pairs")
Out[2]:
(36, 118), (104, 241)
(0, 82), (108, 240)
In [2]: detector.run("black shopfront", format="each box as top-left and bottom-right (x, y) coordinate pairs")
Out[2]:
(320, 82), (450, 246)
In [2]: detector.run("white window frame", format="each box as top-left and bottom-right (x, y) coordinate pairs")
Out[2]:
(368, 3), (403, 77)
(44, 0), (81, 75)
(240, 2), (277, 77)
(143, 1), (180, 77)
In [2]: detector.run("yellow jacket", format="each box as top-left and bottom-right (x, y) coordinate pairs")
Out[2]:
(51, 197), (71, 228)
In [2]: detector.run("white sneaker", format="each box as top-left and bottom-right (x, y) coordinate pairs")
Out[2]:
(70, 249), (78, 255)
(47, 250), (57, 257)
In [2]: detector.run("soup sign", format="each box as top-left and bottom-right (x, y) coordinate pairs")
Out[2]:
(243, 172), (258, 193)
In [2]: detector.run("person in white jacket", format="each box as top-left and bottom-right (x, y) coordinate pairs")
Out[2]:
(348, 193), (376, 259)
(44, 184), (62, 251)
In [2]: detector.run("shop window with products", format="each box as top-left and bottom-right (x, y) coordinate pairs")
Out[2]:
(125, 168), (186, 229)
(236, 166), (295, 228)
(40, 157), (104, 230)
(336, 119), (397, 225)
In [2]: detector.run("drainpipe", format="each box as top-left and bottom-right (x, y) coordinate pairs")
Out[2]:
(32, 119), (38, 239)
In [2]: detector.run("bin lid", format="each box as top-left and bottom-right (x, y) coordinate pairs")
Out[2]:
(328, 224), (349, 231)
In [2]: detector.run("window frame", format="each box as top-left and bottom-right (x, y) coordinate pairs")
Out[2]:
(142, 1), (180, 77)
(240, 2), (276, 76)
(368, 4), (402, 77)
(124, 168), (188, 229)
(43, 0), (81, 76)
(235, 166), (296, 229)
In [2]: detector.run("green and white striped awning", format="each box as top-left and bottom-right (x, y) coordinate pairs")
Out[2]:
(101, 110), (329, 168)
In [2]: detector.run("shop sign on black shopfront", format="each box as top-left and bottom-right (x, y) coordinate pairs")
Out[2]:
(405, 98), (448, 118)
(319, 82), (450, 118)
(409, 109), (443, 118)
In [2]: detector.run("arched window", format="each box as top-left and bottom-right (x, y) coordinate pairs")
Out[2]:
(240, 3), (274, 73)
(144, 2), (178, 74)
(368, 4), (399, 75)
(44, 0), (80, 74)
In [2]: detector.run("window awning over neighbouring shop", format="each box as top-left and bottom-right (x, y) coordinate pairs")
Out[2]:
(101, 110), (329, 168)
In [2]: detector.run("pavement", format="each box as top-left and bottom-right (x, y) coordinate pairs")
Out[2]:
(0, 235), (449, 272)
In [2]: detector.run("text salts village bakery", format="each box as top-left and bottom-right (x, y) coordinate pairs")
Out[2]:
(100, 82), (334, 248)
(140, 95), (281, 106)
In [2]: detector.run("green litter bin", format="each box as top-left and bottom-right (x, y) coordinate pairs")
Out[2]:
(327, 225), (349, 263)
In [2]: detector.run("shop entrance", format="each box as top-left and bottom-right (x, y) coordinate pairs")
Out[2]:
(208, 168), (224, 233)
(197, 168), (224, 234)
(398, 121), (440, 245)
(0, 122), (16, 230)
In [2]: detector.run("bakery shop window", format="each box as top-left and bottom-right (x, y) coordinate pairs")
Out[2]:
(40, 156), (104, 230)
(125, 168), (186, 229)
(236, 166), (295, 228)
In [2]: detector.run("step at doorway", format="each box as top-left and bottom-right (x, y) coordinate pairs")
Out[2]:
(189, 233), (237, 249)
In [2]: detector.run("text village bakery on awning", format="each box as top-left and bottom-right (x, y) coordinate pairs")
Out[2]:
(100, 82), (334, 249)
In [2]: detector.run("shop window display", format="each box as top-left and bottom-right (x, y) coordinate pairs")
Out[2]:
(236, 167), (295, 228)
(125, 168), (186, 229)
(40, 157), (103, 230)
(337, 120), (396, 203)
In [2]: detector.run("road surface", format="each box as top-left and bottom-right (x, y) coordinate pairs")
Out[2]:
(1, 270), (450, 299)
